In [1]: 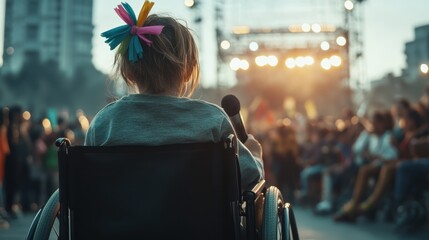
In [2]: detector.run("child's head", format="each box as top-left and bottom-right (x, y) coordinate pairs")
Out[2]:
(114, 14), (199, 97)
(103, 2), (200, 97)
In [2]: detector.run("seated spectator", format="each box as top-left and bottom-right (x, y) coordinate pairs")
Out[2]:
(334, 110), (398, 222)
(297, 126), (324, 203)
(314, 127), (356, 214)
(350, 109), (424, 218)
(394, 117), (429, 231)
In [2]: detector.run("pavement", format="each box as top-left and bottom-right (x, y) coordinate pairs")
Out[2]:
(0, 206), (428, 239)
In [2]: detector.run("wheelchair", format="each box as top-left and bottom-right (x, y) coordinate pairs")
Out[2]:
(27, 135), (299, 240)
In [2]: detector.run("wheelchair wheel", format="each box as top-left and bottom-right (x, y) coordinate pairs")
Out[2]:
(283, 203), (299, 240)
(26, 208), (42, 240)
(262, 186), (284, 240)
(32, 189), (60, 240)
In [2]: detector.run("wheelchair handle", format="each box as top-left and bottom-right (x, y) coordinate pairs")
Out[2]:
(55, 138), (71, 148)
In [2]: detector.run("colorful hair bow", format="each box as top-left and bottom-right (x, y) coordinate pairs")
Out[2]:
(101, 1), (164, 62)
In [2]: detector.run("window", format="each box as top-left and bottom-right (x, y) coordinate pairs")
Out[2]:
(24, 50), (40, 62)
(26, 24), (39, 40)
(28, 0), (40, 15)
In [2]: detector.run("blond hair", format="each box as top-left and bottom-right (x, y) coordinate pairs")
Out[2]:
(114, 15), (200, 97)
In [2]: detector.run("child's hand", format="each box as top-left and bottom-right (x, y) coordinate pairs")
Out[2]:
(244, 134), (263, 159)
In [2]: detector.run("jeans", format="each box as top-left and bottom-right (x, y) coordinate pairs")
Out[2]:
(395, 159), (429, 203)
(300, 164), (324, 197)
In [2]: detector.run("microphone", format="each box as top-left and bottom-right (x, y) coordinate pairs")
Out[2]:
(221, 94), (248, 143)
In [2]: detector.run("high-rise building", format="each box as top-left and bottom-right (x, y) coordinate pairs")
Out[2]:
(405, 24), (429, 82)
(2, 0), (93, 76)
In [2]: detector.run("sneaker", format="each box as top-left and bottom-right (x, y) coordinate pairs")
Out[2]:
(314, 201), (333, 215)
(395, 201), (427, 233)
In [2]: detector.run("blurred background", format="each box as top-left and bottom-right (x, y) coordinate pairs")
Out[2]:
(1, 0), (429, 120)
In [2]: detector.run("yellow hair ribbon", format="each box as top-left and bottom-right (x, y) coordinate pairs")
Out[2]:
(137, 0), (155, 27)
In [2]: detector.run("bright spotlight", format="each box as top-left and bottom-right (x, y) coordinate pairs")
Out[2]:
(249, 42), (259, 51)
(285, 58), (296, 69)
(230, 57), (241, 71)
(184, 0), (195, 8)
(267, 55), (278, 67)
(42, 118), (52, 134)
(336, 36), (347, 46)
(23, 111), (31, 121)
(255, 55), (268, 67)
(311, 24), (321, 33)
(295, 56), (305, 67)
(305, 56), (314, 65)
(421, 64), (429, 74)
(344, 0), (354, 11)
(220, 40), (230, 50)
(329, 55), (342, 67)
(320, 41), (330, 51)
(321, 58), (331, 70)
(301, 23), (311, 32)
(240, 60), (249, 70)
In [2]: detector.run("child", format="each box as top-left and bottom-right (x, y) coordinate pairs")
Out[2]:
(85, 1), (264, 189)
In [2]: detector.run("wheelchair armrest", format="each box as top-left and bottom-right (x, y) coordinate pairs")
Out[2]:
(249, 180), (266, 197)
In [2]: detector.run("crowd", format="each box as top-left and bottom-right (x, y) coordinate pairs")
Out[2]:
(1, 92), (429, 233)
(262, 93), (429, 233)
(0, 106), (87, 229)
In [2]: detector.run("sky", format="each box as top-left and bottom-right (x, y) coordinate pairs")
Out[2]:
(1, 0), (429, 87)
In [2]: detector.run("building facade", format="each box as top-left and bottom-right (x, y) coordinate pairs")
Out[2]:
(2, 0), (93, 76)
(404, 24), (429, 82)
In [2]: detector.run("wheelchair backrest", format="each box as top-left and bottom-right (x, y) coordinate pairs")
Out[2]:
(57, 137), (241, 240)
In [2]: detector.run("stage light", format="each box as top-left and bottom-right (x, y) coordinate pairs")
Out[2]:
(23, 111), (31, 121)
(240, 60), (250, 70)
(302, 23), (311, 32)
(285, 58), (296, 69)
(311, 24), (321, 33)
(320, 41), (330, 51)
(421, 63), (429, 74)
(336, 36), (347, 46)
(344, 0), (354, 11)
(305, 56), (314, 65)
(255, 56), (268, 67)
(296, 56), (305, 68)
(42, 118), (52, 134)
(79, 115), (90, 132)
(321, 58), (331, 70)
(267, 55), (278, 67)
(184, 0), (195, 8)
(249, 42), (259, 51)
(230, 58), (241, 71)
(220, 40), (230, 50)
(232, 26), (250, 34)
(329, 55), (342, 67)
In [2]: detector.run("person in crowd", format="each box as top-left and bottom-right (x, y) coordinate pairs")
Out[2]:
(85, 1), (264, 190)
(18, 115), (34, 213)
(392, 108), (429, 231)
(28, 124), (48, 210)
(391, 98), (412, 148)
(348, 109), (424, 219)
(44, 117), (69, 196)
(334, 110), (398, 222)
(4, 106), (24, 218)
(298, 126), (330, 203)
(314, 128), (355, 215)
(270, 123), (300, 203)
(0, 107), (10, 228)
